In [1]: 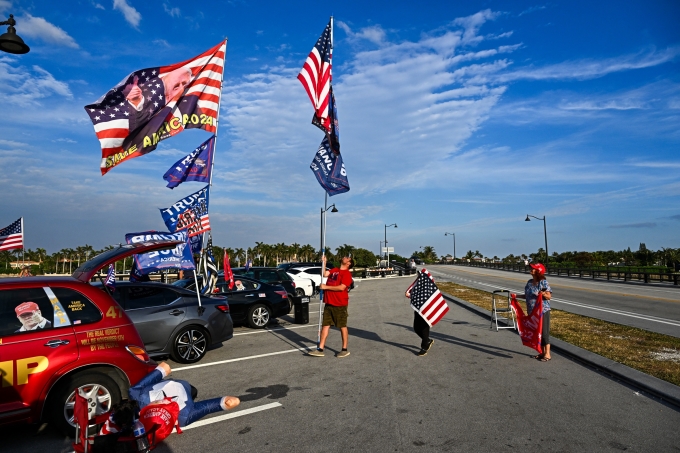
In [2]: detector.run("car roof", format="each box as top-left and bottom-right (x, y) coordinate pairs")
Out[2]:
(0, 275), (80, 286)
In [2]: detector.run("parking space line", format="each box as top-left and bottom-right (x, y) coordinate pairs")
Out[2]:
(233, 324), (316, 336)
(173, 346), (313, 372)
(181, 402), (282, 431)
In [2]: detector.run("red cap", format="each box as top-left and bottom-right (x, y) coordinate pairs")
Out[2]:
(15, 301), (39, 316)
(530, 263), (546, 274)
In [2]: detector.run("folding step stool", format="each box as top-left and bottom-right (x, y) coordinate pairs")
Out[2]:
(490, 289), (516, 331)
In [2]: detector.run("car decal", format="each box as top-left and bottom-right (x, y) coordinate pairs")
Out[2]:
(43, 287), (71, 327)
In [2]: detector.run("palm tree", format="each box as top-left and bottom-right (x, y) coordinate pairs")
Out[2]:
(234, 248), (245, 267)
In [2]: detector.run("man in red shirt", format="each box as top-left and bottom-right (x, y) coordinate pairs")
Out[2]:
(309, 254), (353, 358)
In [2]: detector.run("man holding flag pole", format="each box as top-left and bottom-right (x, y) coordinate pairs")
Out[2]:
(297, 16), (351, 354)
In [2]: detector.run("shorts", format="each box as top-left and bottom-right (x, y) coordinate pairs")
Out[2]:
(322, 304), (348, 328)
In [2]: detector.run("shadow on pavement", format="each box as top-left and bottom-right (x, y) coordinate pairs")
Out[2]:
(238, 384), (290, 403)
(384, 322), (516, 358)
(348, 326), (421, 355)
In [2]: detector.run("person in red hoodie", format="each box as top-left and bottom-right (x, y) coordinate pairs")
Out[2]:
(308, 254), (353, 358)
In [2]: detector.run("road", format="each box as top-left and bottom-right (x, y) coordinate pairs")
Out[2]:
(2, 277), (679, 452)
(428, 265), (680, 338)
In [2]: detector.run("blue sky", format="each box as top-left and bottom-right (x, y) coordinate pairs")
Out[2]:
(1, 0), (678, 259)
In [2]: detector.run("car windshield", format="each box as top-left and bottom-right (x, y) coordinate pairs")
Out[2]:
(277, 271), (293, 281)
(288, 268), (300, 274)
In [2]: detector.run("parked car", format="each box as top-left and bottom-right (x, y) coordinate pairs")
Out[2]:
(230, 267), (296, 310)
(277, 262), (325, 272)
(0, 242), (172, 435)
(174, 276), (289, 328)
(287, 266), (324, 289)
(97, 281), (233, 364)
(286, 272), (314, 297)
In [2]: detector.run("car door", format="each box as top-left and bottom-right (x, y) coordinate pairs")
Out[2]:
(217, 279), (260, 323)
(0, 286), (77, 422)
(119, 285), (187, 353)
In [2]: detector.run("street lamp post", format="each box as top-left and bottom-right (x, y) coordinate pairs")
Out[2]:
(444, 232), (456, 263)
(317, 197), (338, 348)
(0, 14), (30, 54)
(384, 223), (397, 267)
(525, 215), (548, 266)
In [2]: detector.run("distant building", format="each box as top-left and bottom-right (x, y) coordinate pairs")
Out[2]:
(10, 260), (41, 269)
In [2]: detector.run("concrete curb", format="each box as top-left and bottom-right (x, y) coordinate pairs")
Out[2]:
(441, 291), (680, 410)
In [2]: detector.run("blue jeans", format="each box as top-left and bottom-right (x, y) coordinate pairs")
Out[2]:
(129, 369), (225, 427)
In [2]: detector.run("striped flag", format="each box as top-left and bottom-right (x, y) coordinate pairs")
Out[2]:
(200, 234), (218, 295)
(0, 218), (23, 252)
(85, 41), (226, 175)
(298, 19), (333, 132)
(409, 268), (449, 327)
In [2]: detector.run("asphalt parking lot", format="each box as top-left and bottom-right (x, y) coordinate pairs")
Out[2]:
(2, 276), (679, 452)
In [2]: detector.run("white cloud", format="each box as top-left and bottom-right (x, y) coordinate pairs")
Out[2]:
(113, 0), (141, 28)
(496, 46), (680, 82)
(163, 3), (180, 17)
(0, 57), (72, 105)
(91, 1), (105, 10)
(18, 14), (79, 48)
(452, 9), (501, 45)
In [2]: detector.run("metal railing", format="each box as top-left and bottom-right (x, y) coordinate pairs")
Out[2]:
(448, 261), (679, 286)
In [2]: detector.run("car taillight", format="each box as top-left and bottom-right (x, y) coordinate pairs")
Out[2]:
(216, 304), (230, 313)
(292, 282), (296, 287)
(275, 290), (287, 298)
(126, 345), (150, 363)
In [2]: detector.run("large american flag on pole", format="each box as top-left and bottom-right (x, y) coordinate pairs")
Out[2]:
(409, 268), (449, 327)
(298, 18), (333, 132)
(85, 41), (226, 175)
(0, 218), (23, 252)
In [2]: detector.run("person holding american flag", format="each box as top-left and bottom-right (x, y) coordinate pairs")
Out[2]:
(405, 269), (450, 356)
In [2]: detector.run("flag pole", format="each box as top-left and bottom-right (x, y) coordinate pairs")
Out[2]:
(21, 217), (24, 266)
(317, 192), (328, 348)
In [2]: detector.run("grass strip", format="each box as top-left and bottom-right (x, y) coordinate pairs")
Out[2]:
(438, 281), (680, 386)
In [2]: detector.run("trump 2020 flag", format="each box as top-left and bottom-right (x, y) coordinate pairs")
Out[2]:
(409, 269), (449, 327)
(105, 264), (116, 291)
(163, 136), (215, 189)
(85, 41), (225, 175)
(510, 293), (544, 354)
(160, 185), (210, 253)
(125, 231), (195, 273)
(310, 136), (349, 196)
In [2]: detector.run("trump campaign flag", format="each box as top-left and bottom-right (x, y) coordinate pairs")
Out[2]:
(160, 185), (210, 253)
(163, 136), (215, 189)
(0, 218), (23, 252)
(510, 293), (544, 354)
(85, 41), (225, 175)
(104, 264), (116, 291)
(125, 231), (195, 273)
(409, 269), (449, 327)
(310, 136), (349, 196)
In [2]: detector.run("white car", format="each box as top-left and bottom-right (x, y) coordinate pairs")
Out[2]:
(288, 266), (324, 293)
(287, 272), (314, 297)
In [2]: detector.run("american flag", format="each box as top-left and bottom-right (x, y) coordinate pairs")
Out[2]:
(409, 269), (449, 327)
(85, 41), (226, 175)
(200, 234), (218, 295)
(0, 218), (23, 252)
(298, 19), (333, 132)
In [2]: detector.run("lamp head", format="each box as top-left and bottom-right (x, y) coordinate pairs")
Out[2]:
(0, 15), (30, 54)
(331, 205), (338, 213)
(525, 215), (531, 222)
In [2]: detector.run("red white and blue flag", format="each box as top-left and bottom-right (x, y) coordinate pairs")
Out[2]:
(0, 218), (23, 252)
(409, 268), (449, 327)
(298, 19), (333, 132)
(85, 41), (225, 175)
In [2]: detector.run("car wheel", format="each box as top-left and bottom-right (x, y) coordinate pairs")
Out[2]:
(247, 304), (271, 328)
(49, 371), (121, 437)
(295, 288), (305, 297)
(171, 326), (209, 363)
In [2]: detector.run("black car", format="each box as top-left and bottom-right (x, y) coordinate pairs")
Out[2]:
(174, 275), (290, 328)
(98, 281), (233, 364)
(230, 267), (296, 308)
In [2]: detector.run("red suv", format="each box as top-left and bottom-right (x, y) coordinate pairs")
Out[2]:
(0, 241), (178, 435)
